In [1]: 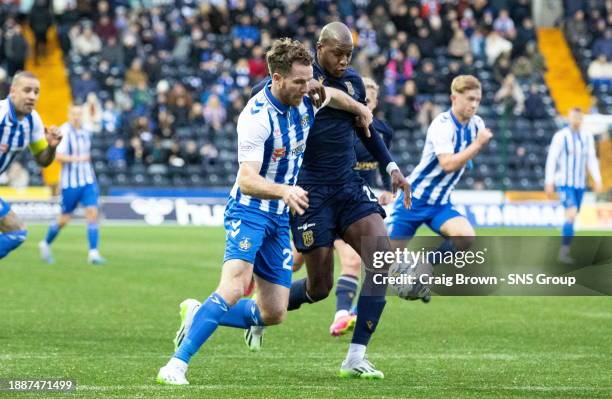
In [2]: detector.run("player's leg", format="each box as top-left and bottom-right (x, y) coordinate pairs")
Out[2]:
(427, 205), (475, 266)
(39, 213), (71, 264)
(330, 239), (360, 336)
(288, 246), (335, 310)
(0, 199), (28, 260)
(40, 187), (79, 263)
(340, 212), (389, 379)
(158, 258), (256, 385)
(291, 241), (304, 272)
(82, 184), (105, 264)
(288, 188), (337, 310)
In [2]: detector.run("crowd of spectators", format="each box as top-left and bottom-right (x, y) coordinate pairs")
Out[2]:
(562, 0), (612, 112)
(1, 0), (560, 190)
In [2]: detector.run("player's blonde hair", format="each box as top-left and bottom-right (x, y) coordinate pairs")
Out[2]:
(362, 77), (379, 92)
(450, 75), (481, 94)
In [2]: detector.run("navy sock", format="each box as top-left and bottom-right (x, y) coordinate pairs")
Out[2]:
(45, 223), (60, 244)
(218, 298), (264, 328)
(288, 278), (313, 311)
(335, 275), (358, 313)
(562, 222), (574, 246)
(173, 292), (229, 363)
(351, 295), (386, 346)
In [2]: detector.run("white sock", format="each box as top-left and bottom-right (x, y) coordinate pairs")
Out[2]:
(168, 357), (188, 372)
(345, 343), (366, 363)
(559, 245), (570, 256)
(334, 310), (349, 321)
(89, 249), (100, 258)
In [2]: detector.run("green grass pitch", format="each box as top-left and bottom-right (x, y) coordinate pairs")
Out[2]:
(1, 225), (611, 398)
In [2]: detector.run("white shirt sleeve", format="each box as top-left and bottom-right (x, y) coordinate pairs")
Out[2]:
(545, 131), (563, 186)
(429, 116), (455, 155)
(586, 132), (602, 186)
(236, 112), (271, 163)
(30, 111), (46, 142)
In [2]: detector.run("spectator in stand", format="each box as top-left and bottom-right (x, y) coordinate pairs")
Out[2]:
(415, 59), (439, 94)
(201, 143), (219, 167)
(448, 28), (471, 59)
(485, 30), (513, 65)
(125, 58), (148, 88)
(72, 71), (100, 102)
(470, 27), (486, 60)
(592, 28), (612, 61)
(523, 84), (548, 121)
(494, 74), (525, 115)
(3, 24), (28, 76)
(71, 24), (102, 56)
(0, 68), (9, 98)
(247, 46), (267, 79)
(493, 9), (516, 40)
(100, 36), (125, 67)
(514, 17), (536, 57)
(102, 99), (120, 134)
(588, 54), (612, 86)
(416, 99), (442, 131)
(127, 136), (147, 166)
(82, 92), (103, 134)
(493, 53), (512, 83)
(565, 10), (589, 46)
(182, 140), (202, 166)
(94, 15), (117, 42)
(29, 0), (52, 64)
(203, 94), (226, 131)
(107, 139), (127, 169)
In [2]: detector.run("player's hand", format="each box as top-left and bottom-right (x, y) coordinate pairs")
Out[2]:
(476, 128), (493, 146)
(378, 191), (393, 206)
(282, 185), (309, 215)
(594, 182), (603, 193)
(391, 169), (411, 208)
(545, 183), (555, 199)
(44, 126), (63, 148)
(307, 79), (326, 108)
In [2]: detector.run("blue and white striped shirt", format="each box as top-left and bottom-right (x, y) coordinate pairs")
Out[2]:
(409, 110), (485, 205)
(229, 82), (328, 214)
(545, 126), (601, 189)
(57, 122), (96, 189)
(0, 97), (46, 175)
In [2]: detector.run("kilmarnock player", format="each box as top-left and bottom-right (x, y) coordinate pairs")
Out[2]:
(545, 107), (602, 263)
(0, 72), (62, 260)
(387, 76), (493, 264)
(38, 103), (106, 265)
(328, 77), (395, 337)
(156, 38), (373, 385)
(252, 22), (412, 379)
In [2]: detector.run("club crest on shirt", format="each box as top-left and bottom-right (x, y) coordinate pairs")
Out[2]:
(344, 81), (355, 97)
(302, 230), (314, 247)
(239, 237), (252, 251)
(300, 114), (309, 128)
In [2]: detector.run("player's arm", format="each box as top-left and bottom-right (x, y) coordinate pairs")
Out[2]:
(236, 113), (309, 214)
(544, 133), (563, 198)
(323, 87), (372, 133)
(237, 161), (309, 215)
(437, 128), (493, 172)
(586, 133), (603, 192)
(29, 113), (62, 167)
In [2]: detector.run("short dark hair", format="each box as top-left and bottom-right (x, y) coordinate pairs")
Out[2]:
(11, 71), (39, 86)
(266, 38), (313, 76)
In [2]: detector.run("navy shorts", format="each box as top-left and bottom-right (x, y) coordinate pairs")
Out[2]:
(60, 183), (99, 214)
(386, 192), (463, 239)
(291, 180), (386, 252)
